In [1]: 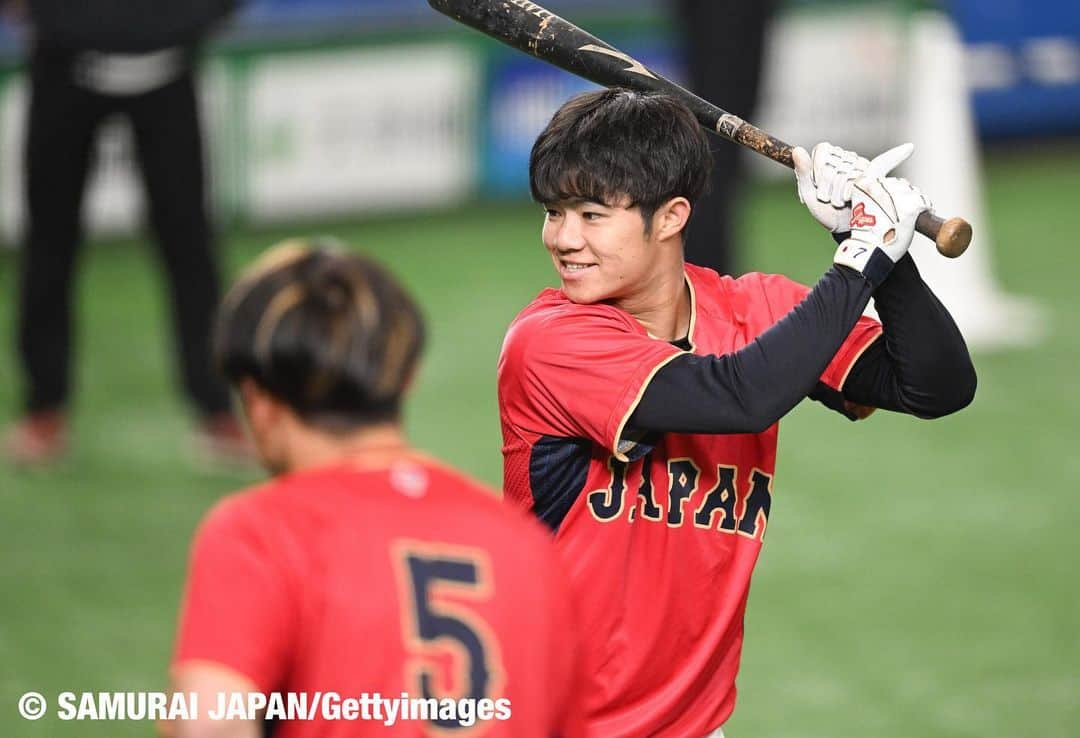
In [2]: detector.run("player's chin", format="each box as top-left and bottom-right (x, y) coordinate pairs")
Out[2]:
(559, 281), (605, 305)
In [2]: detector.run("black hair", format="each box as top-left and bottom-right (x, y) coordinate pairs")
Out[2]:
(529, 88), (712, 229)
(214, 239), (425, 432)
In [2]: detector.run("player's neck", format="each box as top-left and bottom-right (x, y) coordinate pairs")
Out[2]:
(615, 262), (692, 342)
(282, 422), (411, 474)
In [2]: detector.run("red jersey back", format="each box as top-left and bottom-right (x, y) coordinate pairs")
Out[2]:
(498, 264), (881, 737)
(174, 452), (582, 737)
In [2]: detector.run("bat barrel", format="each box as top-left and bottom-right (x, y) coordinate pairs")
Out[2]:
(428, 0), (738, 142)
(430, 0), (972, 259)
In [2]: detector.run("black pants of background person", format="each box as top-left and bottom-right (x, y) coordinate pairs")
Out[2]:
(675, 0), (776, 276)
(16, 44), (230, 419)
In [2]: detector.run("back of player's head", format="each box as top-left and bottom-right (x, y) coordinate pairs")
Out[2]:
(529, 88), (712, 230)
(215, 240), (425, 432)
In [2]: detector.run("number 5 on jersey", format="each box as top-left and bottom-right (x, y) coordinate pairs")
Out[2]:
(393, 541), (506, 728)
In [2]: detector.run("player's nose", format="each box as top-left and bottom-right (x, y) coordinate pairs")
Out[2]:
(552, 215), (586, 252)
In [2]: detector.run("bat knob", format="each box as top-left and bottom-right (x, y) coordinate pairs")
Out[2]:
(915, 210), (972, 258)
(935, 217), (972, 258)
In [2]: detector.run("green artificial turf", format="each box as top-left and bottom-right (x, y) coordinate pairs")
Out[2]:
(1, 143), (1077, 736)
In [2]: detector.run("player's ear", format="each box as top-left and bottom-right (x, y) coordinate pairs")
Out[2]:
(237, 377), (292, 474)
(238, 378), (277, 437)
(400, 363), (421, 397)
(654, 197), (692, 242)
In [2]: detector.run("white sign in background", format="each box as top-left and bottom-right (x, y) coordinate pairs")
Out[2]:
(245, 44), (479, 221)
(0, 45), (477, 243)
(752, 9), (905, 177)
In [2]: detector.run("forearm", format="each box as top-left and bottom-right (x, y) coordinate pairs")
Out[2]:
(627, 265), (873, 435)
(842, 254), (976, 417)
(165, 666), (263, 738)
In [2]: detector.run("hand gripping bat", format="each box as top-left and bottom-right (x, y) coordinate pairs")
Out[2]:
(429, 0), (972, 258)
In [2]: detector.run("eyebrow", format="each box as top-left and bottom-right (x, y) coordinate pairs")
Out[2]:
(547, 198), (611, 208)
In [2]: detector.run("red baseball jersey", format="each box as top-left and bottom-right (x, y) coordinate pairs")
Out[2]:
(173, 451), (582, 737)
(498, 264), (881, 737)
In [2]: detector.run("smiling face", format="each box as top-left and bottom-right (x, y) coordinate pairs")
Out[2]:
(542, 198), (661, 305)
(527, 89), (711, 315)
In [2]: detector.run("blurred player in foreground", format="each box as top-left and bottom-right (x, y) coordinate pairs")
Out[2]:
(497, 89), (976, 737)
(167, 241), (582, 738)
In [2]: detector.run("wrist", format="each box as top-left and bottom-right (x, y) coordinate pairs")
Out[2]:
(834, 239), (896, 289)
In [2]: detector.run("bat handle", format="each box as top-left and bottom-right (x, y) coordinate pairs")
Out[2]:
(915, 210), (972, 258)
(716, 119), (973, 258)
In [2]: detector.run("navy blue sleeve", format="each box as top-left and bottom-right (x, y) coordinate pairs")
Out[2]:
(626, 265), (874, 435)
(840, 254), (976, 418)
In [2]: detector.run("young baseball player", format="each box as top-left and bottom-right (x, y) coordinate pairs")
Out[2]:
(168, 242), (583, 738)
(497, 89), (976, 737)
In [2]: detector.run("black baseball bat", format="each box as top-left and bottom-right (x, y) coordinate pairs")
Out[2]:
(428, 0), (972, 258)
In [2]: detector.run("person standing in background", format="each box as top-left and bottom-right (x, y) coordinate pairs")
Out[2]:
(2, 0), (246, 464)
(674, 0), (776, 275)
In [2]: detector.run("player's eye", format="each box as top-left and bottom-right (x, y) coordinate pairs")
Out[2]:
(582, 211), (604, 221)
(544, 208), (562, 219)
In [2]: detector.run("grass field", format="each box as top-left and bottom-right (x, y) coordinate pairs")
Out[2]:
(1, 143), (1078, 737)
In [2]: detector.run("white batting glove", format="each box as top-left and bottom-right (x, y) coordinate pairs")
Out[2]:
(834, 175), (932, 287)
(793, 142), (915, 233)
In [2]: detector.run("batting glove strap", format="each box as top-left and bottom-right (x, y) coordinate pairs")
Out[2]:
(834, 243), (895, 288)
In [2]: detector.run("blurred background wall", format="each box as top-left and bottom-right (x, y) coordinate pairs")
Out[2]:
(0, 0), (1075, 240)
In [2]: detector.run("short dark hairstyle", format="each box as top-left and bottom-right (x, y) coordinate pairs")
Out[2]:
(529, 88), (712, 229)
(214, 240), (425, 432)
